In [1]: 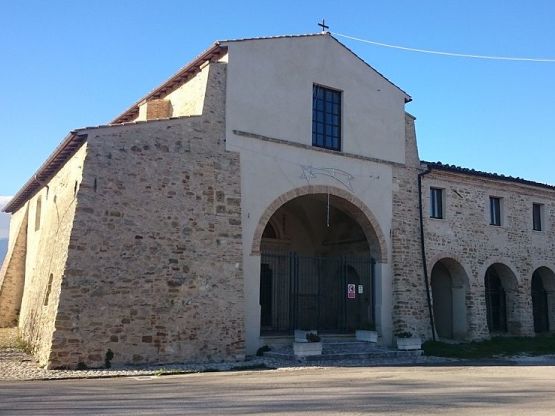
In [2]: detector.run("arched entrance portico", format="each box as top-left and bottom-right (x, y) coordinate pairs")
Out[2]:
(257, 190), (385, 335)
(532, 267), (555, 333)
(430, 258), (469, 340)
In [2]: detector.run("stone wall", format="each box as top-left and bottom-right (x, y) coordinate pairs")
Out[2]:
(390, 114), (433, 339)
(47, 62), (245, 369)
(422, 169), (555, 339)
(9, 145), (87, 365)
(0, 206), (28, 326)
(135, 57), (217, 122)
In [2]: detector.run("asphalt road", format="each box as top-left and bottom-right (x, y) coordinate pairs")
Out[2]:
(1, 365), (555, 415)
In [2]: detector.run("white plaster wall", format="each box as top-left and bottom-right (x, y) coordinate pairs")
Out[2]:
(222, 35), (411, 354)
(229, 136), (395, 353)
(223, 34), (409, 164)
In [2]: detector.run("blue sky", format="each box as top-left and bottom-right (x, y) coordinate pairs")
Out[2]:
(0, 0), (554, 196)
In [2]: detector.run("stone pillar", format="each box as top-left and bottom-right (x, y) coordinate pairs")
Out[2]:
(244, 253), (262, 355)
(452, 286), (467, 339)
(375, 262), (393, 346)
(467, 282), (489, 340)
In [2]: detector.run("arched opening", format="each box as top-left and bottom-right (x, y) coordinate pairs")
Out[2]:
(485, 263), (518, 334)
(532, 267), (555, 333)
(431, 258), (469, 340)
(259, 193), (380, 335)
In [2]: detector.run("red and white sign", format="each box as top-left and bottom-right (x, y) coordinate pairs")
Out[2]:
(347, 283), (356, 299)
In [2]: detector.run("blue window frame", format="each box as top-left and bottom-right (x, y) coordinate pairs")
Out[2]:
(312, 85), (341, 151)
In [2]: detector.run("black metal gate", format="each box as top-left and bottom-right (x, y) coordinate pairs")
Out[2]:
(260, 252), (375, 334)
(532, 271), (549, 333)
(485, 270), (507, 333)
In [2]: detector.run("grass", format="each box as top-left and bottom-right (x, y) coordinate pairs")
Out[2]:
(423, 335), (555, 359)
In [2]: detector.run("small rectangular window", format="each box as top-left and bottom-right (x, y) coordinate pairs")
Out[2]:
(312, 84), (341, 151)
(533, 203), (543, 231)
(430, 188), (443, 219)
(490, 197), (502, 226)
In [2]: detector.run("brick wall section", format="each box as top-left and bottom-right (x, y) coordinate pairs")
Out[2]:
(48, 62), (245, 369)
(145, 99), (172, 120)
(0, 207), (28, 326)
(422, 170), (555, 339)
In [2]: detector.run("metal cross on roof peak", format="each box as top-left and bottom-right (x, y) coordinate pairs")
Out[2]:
(318, 19), (329, 33)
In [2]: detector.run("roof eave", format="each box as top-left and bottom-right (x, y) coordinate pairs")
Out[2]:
(3, 132), (88, 213)
(423, 161), (555, 191)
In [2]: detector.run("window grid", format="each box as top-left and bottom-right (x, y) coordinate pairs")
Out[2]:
(430, 188), (443, 219)
(312, 85), (341, 151)
(533, 203), (543, 231)
(490, 197), (502, 226)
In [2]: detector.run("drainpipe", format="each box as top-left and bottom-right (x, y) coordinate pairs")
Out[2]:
(418, 165), (436, 341)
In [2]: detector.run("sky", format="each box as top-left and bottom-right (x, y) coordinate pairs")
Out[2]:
(0, 0), (554, 199)
(0, 197), (9, 239)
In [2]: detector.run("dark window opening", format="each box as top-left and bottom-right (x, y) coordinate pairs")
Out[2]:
(430, 188), (443, 219)
(490, 197), (501, 226)
(533, 203), (543, 231)
(312, 84), (341, 151)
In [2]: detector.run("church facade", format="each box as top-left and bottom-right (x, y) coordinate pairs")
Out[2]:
(1, 33), (554, 369)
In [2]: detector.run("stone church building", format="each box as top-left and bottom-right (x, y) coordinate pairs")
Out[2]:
(1, 33), (554, 369)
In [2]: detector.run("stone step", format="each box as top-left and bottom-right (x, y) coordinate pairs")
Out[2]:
(264, 349), (422, 361)
(263, 341), (422, 362)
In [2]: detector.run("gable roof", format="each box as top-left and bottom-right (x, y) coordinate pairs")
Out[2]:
(111, 43), (228, 124)
(112, 33), (411, 124)
(3, 132), (88, 213)
(5, 32), (413, 214)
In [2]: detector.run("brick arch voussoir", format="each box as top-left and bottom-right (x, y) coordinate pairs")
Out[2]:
(251, 185), (388, 262)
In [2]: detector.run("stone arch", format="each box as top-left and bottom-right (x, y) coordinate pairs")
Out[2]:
(430, 257), (470, 340)
(479, 258), (521, 286)
(251, 185), (388, 262)
(531, 266), (555, 333)
(427, 253), (472, 284)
